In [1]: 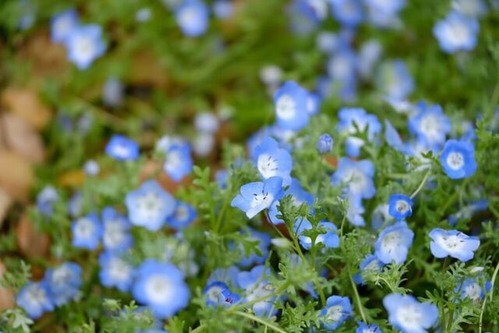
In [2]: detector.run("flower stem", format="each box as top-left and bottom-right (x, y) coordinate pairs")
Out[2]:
(479, 261), (499, 333)
(234, 310), (287, 333)
(349, 271), (367, 323)
(410, 170), (431, 199)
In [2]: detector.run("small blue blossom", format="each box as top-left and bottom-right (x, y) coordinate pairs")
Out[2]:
(337, 107), (381, 157)
(365, 0), (405, 28)
(175, 0), (209, 37)
(194, 112), (220, 134)
(356, 321), (382, 333)
(213, 0), (234, 19)
(353, 254), (384, 285)
(456, 278), (487, 301)
(105, 134), (140, 161)
(329, 0), (364, 27)
(440, 139), (477, 179)
(231, 176), (284, 219)
(102, 207), (133, 253)
(429, 228), (480, 262)
(294, 218), (340, 250)
(253, 136), (293, 185)
(358, 39), (383, 79)
(66, 24), (106, 70)
(383, 293), (438, 333)
(375, 222), (414, 264)
(71, 213), (102, 250)
(346, 197), (366, 226)
(273, 81), (310, 131)
(325, 48), (358, 102)
(83, 159), (100, 176)
(102, 77), (124, 108)
(203, 281), (240, 307)
(376, 60), (414, 101)
(67, 191), (83, 218)
(288, 0), (325, 35)
(44, 262), (82, 306)
(307, 92), (321, 115)
(163, 143), (193, 182)
(50, 8), (79, 44)
(132, 259), (190, 319)
(268, 178), (315, 224)
(331, 157), (376, 201)
(388, 194), (413, 221)
(126, 180), (176, 231)
(36, 185), (59, 217)
(16, 282), (54, 319)
(98, 252), (135, 292)
(408, 103), (451, 149)
(371, 204), (393, 230)
(452, 0), (487, 18)
(166, 201), (197, 230)
(433, 11), (479, 53)
(316, 133), (333, 154)
(237, 265), (276, 317)
(319, 295), (352, 330)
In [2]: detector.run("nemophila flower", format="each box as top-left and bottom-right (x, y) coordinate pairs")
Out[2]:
(456, 278), (488, 301)
(307, 92), (321, 115)
(203, 281), (240, 307)
(194, 112), (220, 134)
(347, 197), (366, 226)
(376, 60), (414, 101)
(320, 295), (352, 330)
(36, 185), (59, 216)
(294, 218), (340, 250)
(237, 265), (276, 317)
(105, 134), (140, 161)
(371, 204), (392, 230)
(231, 176), (284, 219)
(365, 0), (405, 28)
(163, 143), (193, 181)
(44, 262), (82, 306)
(375, 222), (414, 264)
(408, 103), (451, 149)
(331, 157), (376, 200)
(329, 0), (363, 27)
(384, 119), (406, 153)
(166, 201), (197, 230)
(288, 0), (324, 35)
(353, 254), (384, 285)
(135, 7), (152, 22)
(132, 260), (190, 319)
(388, 194), (413, 221)
(337, 107), (381, 157)
(50, 8), (79, 44)
(316, 133), (333, 154)
(273, 81), (310, 131)
(429, 228), (480, 262)
(71, 213), (102, 250)
(98, 252), (135, 292)
(253, 137), (292, 184)
(452, 0), (487, 18)
(102, 77), (124, 107)
(356, 321), (382, 333)
(358, 39), (383, 80)
(102, 207), (133, 253)
(126, 180), (176, 231)
(383, 293), (438, 333)
(17, 282), (54, 319)
(433, 11), (479, 53)
(193, 132), (215, 157)
(83, 159), (99, 176)
(267, 178), (314, 224)
(326, 48), (359, 102)
(440, 139), (477, 179)
(213, 0), (234, 19)
(174, 0), (209, 37)
(66, 24), (106, 70)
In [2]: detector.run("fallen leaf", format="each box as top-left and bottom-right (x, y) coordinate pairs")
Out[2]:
(16, 213), (50, 259)
(1, 87), (52, 130)
(57, 170), (85, 187)
(0, 150), (33, 201)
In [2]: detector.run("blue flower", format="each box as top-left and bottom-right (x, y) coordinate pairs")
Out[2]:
(316, 133), (333, 154)
(50, 8), (79, 44)
(126, 180), (176, 231)
(356, 321), (382, 333)
(71, 213), (102, 250)
(268, 178), (314, 224)
(237, 265), (276, 317)
(231, 176), (284, 219)
(43, 262), (82, 306)
(388, 194), (413, 221)
(67, 191), (83, 218)
(132, 259), (190, 319)
(16, 282), (54, 319)
(456, 277), (488, 301)
(102, 77), (124, 107)
(36, 186), (59, 217)
(98, 252), (135, 292)
(175, 0), (209, 37)
(294, 218), (340, 250)
(384, 119), (406, 153)
(319, 295), (352, 330)
(329, 0), (364, 27)
(433, 11), (479, 53)
(163, 143), (193, 182)
(203, 281), (240, 307)
(253, 136), (293, 185)
(429, 228), (480, 262)
(408, 103), (451, 149)
(105, 134), (140, 161)
(307, 92), (321, 115)
(325, 48), (359, 102)
(66, 24), (106, 70)
(273, 81), (310, 131)
(365, 0), (406, 28)
(213, 0), (234, 19)
(358, 39), (383, 79)
(337, 107), (381, 157)
(376, 60), (414, 101)
(166, 201), (197, 230)
(440, 139), (477, 179)
(83, 159), (100, 176)
(452, 0), (487, 18)
(346, 197), (366, 227)
(375, 222), (414, 264)
(331, 157), (376, 200)
(102, 207), (133, 253)
(383, 293), (438, 333)
(353, 254), (384, 285)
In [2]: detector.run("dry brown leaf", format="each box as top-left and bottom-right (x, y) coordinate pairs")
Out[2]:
(1, 87), (52, 130)
(129, 52), (170, 88)
(0, 261), (15, 311)
(0, 188), (13, 228)
(0, 150), (33, 201)
(0, 113), (45, 164)
(57, 170), (85, 187)
(16, 213), (50, 259)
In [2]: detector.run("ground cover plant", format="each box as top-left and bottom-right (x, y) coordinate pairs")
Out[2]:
(0, 0), (498, 332)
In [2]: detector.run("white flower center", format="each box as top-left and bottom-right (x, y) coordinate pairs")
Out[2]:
(251, 191), (273, 209)
(175, 205), (189, 221)
(74, 36), (95, 60)
(179, 7), (199, 26)
(108, 258), (132, 282)
(326, 305), (343, 321)
(166, 150), (182, 170)
(396, 305), (421, 327)
(52, 266), (72, 285)
(381, 232), (401, 254)
(26, 285), (48, 308)
(446, 20), (471, 46)
(75, 218), (95, 239)
(440, 234), (465, 250)
(206, 285), (226, 303)
(419, 115), (440, 141)
(463, 283), (481, 301)
(446, 152), (464, 170)
(395, 200), (410, 214)
(345, 169), (366, 194)
(276, 95), (296, 120)
(145, 275), (173, 304)
(104, 221), (126, 248)
(134, 192), (164, 221)
(257, 154), (279, 178)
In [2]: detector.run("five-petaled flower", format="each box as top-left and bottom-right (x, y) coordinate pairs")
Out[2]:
(388, 193), (413, 221)
(383, 293), (438, 333)
(231, 176), (284, 219)
(429, 228), (480, 262)
(440, 139), (477, 179)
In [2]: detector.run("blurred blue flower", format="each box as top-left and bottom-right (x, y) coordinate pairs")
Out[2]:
(429, 228), (480, 262)
(203, 281), (240, 307)
(383, 293), (438, 333)
(294, 218), (340, 250)
(331, 157), (376, 201)
(319, 295), (352, 330)
(237, 265), (276, 317)
(71, 213), (102, 250)
(163, 143), (193, 182)
(353, 254), (384, 285)
(268, 178), (314, 224)
(433, 11), (479, 53)
(36, 185), (59, 217)
(440, 139), (477, 179)
(44, 262), (82, 306)
(376, 60), (414, 101)
(66, 24), (106, 70)
(375, 222), (414, 264)
(166, 201), (197, 230)
(329, 0), (364, 27)
(98, 251), (135, 292)
(102, 207), (133, 253)
(273, 81), (310, 131)
(105, 134), (140, 161)
(175, 0), (209, 37)
(51, 8), (79, 44)
(337, 107), (381, 157)
(356, 321), (382, 333)
(238, 228), (271, 267)
(408, 103), (451, 149)
(102, 77), (124, 108)
(17, 282), (54, 319)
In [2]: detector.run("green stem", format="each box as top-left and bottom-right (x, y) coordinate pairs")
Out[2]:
(479, 261), (499, 333)
(410, 170), (431, 199)
(234, 311), (287, 333)
(349, 272), (367, 323)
